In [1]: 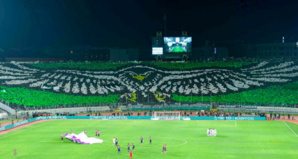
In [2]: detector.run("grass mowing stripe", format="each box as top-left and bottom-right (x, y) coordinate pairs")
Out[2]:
(283, 121), (298, 137)
(0, 121), (52, 140)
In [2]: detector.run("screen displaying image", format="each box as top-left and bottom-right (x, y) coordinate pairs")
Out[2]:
(164, 37), (192, 53)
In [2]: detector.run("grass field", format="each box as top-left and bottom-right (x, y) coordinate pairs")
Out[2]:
(0, 120), (297, 159)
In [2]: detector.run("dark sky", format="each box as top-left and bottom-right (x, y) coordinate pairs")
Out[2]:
(0, 0), (297, 49)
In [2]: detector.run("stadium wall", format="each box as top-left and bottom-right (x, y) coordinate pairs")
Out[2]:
(218, 106), (298, 114)
(110, 48), (139, 61)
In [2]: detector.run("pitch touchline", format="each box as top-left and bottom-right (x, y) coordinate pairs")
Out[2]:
(283, 121), (298, 137)
(190, 141), (298, 145)
(88, 120), (100, 126)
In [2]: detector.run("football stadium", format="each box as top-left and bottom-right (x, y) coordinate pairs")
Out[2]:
(0, 0), (298, 159)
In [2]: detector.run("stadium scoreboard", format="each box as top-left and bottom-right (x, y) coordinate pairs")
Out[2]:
(152, 47), (163, 55)
(152, 36), (192, 55)
(164, 37), (192, 53)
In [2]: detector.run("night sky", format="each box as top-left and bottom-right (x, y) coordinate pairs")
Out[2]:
(0, 0), (297, 50)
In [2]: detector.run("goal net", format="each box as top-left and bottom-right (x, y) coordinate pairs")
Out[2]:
(152, 111), (181, 120)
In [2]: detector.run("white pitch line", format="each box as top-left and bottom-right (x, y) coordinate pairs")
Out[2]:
(189, 141), (298, 145)
(283, 121), (298, 137)
(235, 120), (237, 127)
(88, 120), (100, 126)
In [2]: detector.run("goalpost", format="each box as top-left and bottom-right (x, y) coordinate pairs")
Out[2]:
(152, 111), (181, 120)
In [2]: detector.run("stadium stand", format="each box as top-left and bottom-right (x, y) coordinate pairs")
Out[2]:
(0, 60), (297, 111)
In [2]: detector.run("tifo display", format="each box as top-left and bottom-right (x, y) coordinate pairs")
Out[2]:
(0, 61), (297, 107)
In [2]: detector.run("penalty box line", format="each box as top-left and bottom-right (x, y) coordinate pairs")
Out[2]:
(283, 121), (298, 137)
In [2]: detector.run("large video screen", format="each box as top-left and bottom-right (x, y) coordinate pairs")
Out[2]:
(164, 37), (192, 53)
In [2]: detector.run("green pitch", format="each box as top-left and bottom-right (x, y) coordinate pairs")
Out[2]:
(170, 46), (186, 52)
(0, 120), (297, 159)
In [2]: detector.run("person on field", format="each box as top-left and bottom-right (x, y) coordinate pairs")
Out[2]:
(115, 138), (118, 146)
(61, 134), (64, 142)
(162, 144), (167, 154)
(127, 143), (130, 152)
(140, 136), (143, 145)
(14, 148), (17, 157)
(117, 145), (121, 155)
(13, 148), (18, 157)
(129, 150), (133, 159)
(132, 143), (135, 151)
(113, 138), (116, 146)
